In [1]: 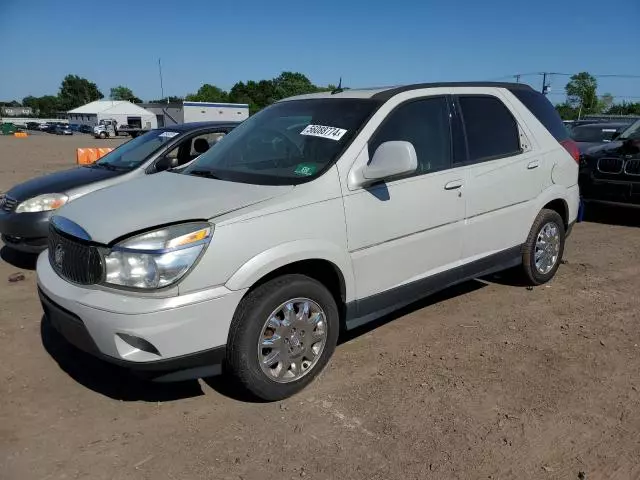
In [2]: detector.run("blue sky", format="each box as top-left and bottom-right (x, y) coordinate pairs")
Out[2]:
(1, 0), (639, 103)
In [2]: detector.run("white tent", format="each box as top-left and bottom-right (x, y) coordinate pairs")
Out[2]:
(67, 101), (157, 129)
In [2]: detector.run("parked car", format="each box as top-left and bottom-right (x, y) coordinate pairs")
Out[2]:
(0, 122), (237, 253)
(35, 82), (580, 400)
(570, 122), (629, 154)
(579, 119), (640, 208)
(26, 122), (40, 130)
(78, 124), (94, 134)
(53, 125), (73, 135)
(38, 123), (52, 132)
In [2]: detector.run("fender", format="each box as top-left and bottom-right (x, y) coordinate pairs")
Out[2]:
(225, 240), (356, 302)
(532, 184), (577, 226)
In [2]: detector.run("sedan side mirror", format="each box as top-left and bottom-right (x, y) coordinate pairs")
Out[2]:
(154, 156), (179, 172)
(362, 141), (418, 183)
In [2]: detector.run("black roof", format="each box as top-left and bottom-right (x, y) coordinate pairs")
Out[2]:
(159, 121), (242, 132)
(372, 82), (533, 101)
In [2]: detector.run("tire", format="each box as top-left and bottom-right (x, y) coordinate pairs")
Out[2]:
(226, 274), (340, 401)
(521, 209), (565, 285)
(99, 131), (107, 139)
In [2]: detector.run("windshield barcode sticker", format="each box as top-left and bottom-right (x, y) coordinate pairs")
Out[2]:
(300, 124), (347, 141)
(159, 131), (180, 138)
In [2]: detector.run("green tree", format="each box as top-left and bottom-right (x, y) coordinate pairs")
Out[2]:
(606, 101), (640, 116)
(565, 72), (598, 115)
(185, 84), (228, 103)
(110, 85), (142, 103)
(555, 102), (578, 120)
(272, 71), (318, 100)
(21, 95), (60, 117)
(58, 74), (103, 111)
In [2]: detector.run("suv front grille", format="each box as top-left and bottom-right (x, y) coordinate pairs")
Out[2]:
(597, 157), (624, 174)
(624, 159), (640, 176)
(48, 226), (103, 285)
(0, 195), (18, 212)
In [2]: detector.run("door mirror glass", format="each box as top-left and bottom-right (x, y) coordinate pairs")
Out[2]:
(362, 141), (417, 182)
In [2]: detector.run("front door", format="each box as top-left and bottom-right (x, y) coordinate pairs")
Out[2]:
(343, 96), (466, 306)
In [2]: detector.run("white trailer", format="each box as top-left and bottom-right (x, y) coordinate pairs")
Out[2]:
(182, 102), (249, 123)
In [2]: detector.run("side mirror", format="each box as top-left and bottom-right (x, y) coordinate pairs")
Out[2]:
(362, 141), (418, 182)
(154, 156), (178, 172)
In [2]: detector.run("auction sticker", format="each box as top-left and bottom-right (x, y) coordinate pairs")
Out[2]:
(300, 124), (347, 141)
(159, 131), (180, 138)
(294, 163), (318, 176)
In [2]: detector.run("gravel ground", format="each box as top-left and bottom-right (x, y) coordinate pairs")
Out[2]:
(1, 133), (639, 480)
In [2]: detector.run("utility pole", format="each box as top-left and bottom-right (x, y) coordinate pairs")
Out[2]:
(541, 72), (547, 95)
(515, 74), (521, 83)
(158, 58), (165, 102)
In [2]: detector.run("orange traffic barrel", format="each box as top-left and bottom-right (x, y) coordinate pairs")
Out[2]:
(14, 132), (28, 138)
(76, 147), (114, 165)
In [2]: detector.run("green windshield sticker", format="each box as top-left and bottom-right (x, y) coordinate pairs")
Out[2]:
(294, 163), (318, 176)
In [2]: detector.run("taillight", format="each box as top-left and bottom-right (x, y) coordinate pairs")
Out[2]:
(560, 139), (580, 164)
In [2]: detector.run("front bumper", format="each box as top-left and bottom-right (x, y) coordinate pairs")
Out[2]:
(36, 252), (247, 381)
(0, 209), (52, 253)
(579, 173), (640, 207)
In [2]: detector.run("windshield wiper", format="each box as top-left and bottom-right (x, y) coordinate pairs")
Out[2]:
(188, 170), (222, 180)
(89, 163), (119, 171)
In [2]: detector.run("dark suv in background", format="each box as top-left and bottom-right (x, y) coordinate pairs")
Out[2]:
(579, 119), (640, 208)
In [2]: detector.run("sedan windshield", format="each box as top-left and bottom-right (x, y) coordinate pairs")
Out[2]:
(618, 119), (640, 140)
(93, 129), (181, 170)
(182, 98), (380, 185)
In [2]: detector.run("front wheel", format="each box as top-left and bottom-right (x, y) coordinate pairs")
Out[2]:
(226, 274), (339, 401)
(99, 131), (107, 139)
(521, 209), (566, 285)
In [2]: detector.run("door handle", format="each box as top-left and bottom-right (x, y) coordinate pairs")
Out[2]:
(527, 160), (540, 170)
(444, 180), (463, 190)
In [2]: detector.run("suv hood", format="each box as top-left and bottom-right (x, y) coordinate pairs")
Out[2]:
(55, 172), (293, 244)
(6, 166), (122, 201)
(583, 139), (640, 159)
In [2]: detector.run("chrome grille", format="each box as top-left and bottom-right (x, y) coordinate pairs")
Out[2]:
(624, 159), (640, 176)
(48, 226), (103, 285)
(597, 157), (624, 174)
(0, 195), (18, 212)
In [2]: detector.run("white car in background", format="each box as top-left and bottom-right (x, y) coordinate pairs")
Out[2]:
(37, 82), (579, 400)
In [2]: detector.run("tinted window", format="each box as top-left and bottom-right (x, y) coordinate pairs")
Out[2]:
(185, 99), (380, 185)
(510, 89), (569, 142)
(458, 96), (521, 163)
(571, 125), (619, 143)
(369, 97), (452, 175)
(94, 129), (181, 170)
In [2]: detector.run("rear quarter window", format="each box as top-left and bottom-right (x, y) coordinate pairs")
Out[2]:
(510, 89), (569, 142)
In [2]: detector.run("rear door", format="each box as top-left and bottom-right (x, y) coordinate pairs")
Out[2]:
(455, 93), (544, 263)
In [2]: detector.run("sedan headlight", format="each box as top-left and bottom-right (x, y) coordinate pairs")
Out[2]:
(103, 222), (212, 290)
(16, 193), (69, 213)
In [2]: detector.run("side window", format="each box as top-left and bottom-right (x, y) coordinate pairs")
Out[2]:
(189, 132), (226, 157)
(369, 97), (452, 175)
(458, 96), (521, 163)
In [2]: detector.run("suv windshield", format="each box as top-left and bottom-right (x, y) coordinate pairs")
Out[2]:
(571, 125), (619, 143)
(92, 129), (181, 170)
(618, 119), (640, 140)
(182, 98), (380, 185)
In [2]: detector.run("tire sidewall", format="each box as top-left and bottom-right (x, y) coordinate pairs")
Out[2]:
(527, 211), (565, 284)
(227, 275), (339, 401)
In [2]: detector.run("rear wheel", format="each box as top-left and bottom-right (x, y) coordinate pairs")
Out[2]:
(521, 209), (565, 285)
(226, 274), (339, 401)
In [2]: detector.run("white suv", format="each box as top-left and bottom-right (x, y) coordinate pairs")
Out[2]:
(37, 82), (580, 400)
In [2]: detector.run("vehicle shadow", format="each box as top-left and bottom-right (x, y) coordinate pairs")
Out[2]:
(0, 246), (38, 270)
(582, 203), (640, 228)
(40, 316), (204, 402)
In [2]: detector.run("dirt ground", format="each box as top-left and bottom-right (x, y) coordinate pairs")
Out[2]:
(1, 133), (639, 480)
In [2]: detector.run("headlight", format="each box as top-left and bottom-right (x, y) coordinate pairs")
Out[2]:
(16, 193), (69, 213)
(103, 222), (212, 289)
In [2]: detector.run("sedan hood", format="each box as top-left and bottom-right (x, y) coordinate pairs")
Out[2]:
(55, 172), (293, 244)
(6, 166), (122, 201)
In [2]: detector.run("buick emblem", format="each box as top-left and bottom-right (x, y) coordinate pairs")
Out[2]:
(54, 244), (65, 268)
